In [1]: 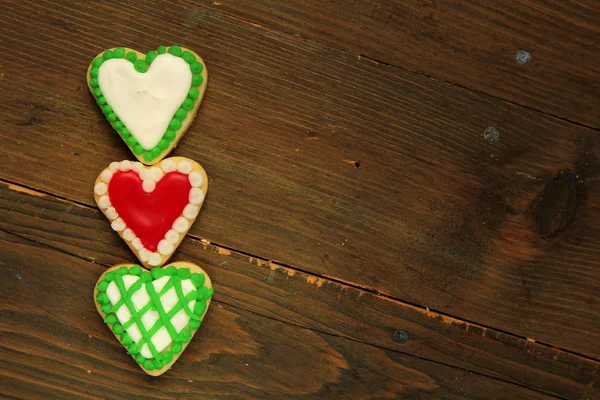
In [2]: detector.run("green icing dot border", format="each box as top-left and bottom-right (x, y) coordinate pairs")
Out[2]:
(89, 45), (205, 164)
(95, 264), (214, 371)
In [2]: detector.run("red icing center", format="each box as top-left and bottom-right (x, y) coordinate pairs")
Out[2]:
(108, 170), (192, 252)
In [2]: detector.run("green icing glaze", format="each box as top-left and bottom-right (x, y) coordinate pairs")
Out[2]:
(113, 47), (126, 58)
(157, 45), (167, 54)
(141, 271), (152, 282)
(122, 333), (133, 345)
(120, 127), (131, 138)
(134, 59), (148, 73)
(180, 329), (192, 343)
(166, 265), (177, 276)
(96, 293), (109, 305)
(190, 61), (203, 73)
(194, 301), (207, 316)
(192, 74), (203, 86)
(126, 136), (137, 147)
(90, 68), (99, 78)
(169, 118), (181, 130)
(181, 51), (195, 64)
(182, 98), (195, 111)
(128, 343), (140, 355)
(146, 50), (157, 63)
(196, 286), (213, 301)
(178, 269), (191, 279)
(168, 45), (182, 56)
(133, 145), (144, 155)
(143, 152), (155, 162)
(101, 105), (112, 115)
(103, 50), (113, 60)
(175, 108), (187, 121)
(93, 88), (103, 97)
(97, 280), (109, 292)
(107, 113), (117, 122)
(105, 314), (117, 324)
(130, 265), (142, 276)
(164, 130), (176, 142)
(97, 97), (106, 106)
(171, 342), (182, 354)
(188, 319), (201, 330)
(114, 121), (124, 130)
(162, 351), (173, 364)
(158, 139), (169, 150)
(96, 266), (212, 369)
(125, 51), (137, 62)
(89, 78), (99, 88)
(152, 268), (165, 279)
(92, 57), (104, 68)
(151, 147), (162, 157)
(189, 87), (199, 100)
(190, 273), (205, 287)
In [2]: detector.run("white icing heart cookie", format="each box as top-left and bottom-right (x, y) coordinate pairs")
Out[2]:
(87, 46), (208, 165)
(94, 157), (208, 268)
(95, 262), (213, 376)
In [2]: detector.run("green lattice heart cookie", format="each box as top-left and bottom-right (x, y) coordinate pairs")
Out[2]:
(87, 45), (208, 165)
(94, 262), (213, 376)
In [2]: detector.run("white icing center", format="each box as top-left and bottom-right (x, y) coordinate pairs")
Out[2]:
(105, 275), (197, 359)
(98, 54), (192, 150)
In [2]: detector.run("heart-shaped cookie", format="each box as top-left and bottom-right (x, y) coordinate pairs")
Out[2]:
(94, 157), (208, 268)
(95, 262), (213, 376)
(87, 46), (208, 165)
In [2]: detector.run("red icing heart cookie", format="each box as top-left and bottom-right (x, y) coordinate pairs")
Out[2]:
(94, 157), (207, 268)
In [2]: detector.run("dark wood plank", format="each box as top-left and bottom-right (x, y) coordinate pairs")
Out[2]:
(192, 0), (600, 127)
(1, 232), (569, 400)
(1, 0), (599, 359)
(1, 183), (599, 399)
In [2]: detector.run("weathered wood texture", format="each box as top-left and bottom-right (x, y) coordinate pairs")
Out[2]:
(1, 0), (599, 359)
(5, 231), (556, 400)
(193, 0), (600, 128)
(2, 183), (598, 399)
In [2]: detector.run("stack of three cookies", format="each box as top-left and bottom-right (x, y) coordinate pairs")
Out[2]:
(88, 45), (213, 376)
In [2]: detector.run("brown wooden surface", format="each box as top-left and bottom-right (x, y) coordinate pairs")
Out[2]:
(0, 0), (599, 398)
(2, 183), (599, 399)
(192, 0), (600, 128)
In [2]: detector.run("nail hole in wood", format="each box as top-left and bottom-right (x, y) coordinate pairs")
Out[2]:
(516, 49), (531, 66)
(483, 126), (500, 143)
(393, 330), (409, 344)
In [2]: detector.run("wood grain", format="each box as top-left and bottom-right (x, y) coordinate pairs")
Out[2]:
(0, 0), (599, 359)
(1, 183), (599, 399)
(192, 0), (600, 128)
(2, 232), (570, 400)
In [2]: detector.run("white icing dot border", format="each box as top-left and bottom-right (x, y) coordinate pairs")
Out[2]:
(94, 157), (208, 268)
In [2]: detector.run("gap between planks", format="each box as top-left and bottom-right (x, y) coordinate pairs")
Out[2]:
(0, 228), (571, 400)
(3, 177), (600, 367)
(177, 0), (600, 132)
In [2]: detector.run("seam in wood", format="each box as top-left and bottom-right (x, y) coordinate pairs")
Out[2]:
(2, 177), (600, 366)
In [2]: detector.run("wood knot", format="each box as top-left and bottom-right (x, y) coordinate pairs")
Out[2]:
(534, 170), (582, 238)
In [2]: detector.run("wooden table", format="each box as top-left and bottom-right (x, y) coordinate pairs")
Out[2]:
(1, 1), (599, 399)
